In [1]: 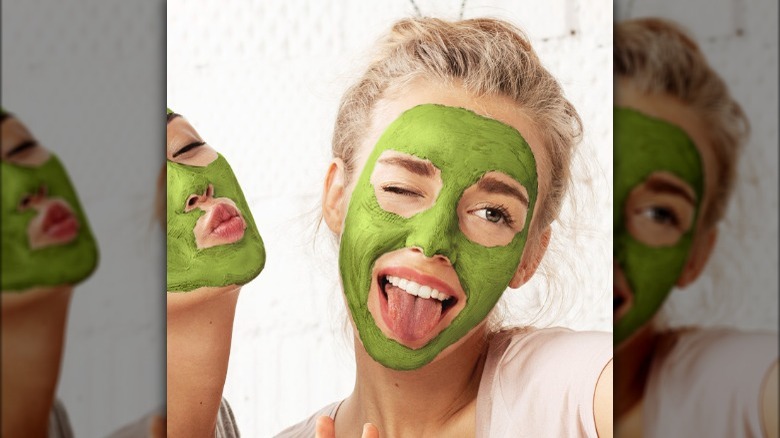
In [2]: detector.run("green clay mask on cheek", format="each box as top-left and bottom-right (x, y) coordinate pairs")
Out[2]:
(614, 107), (704, 345)
(340, 104), (537, 370)
(166, 154), (265, 292)
(1, 155), (99, 292)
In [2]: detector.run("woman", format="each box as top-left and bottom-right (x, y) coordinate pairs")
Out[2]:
(277, 17), (613, 437)
(1, 109), (99, 437)
(166, 109), (266, 437)
(613, 18), (778, 437)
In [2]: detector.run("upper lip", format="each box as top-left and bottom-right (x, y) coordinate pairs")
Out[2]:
(42, 202), (77, 234)
(376, 265), (464, 304)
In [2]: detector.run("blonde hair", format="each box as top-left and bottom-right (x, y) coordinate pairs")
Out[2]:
(332, 17), (583, 232)
(615, 18), (750, 227)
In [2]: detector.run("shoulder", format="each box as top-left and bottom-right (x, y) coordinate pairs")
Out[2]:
(490, 326), (612, 374)
(645, 327), (778, 437)
(479, 327), (612, 437)
(274, 401), (342, 438)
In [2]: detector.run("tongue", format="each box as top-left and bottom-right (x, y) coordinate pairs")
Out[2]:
(386, 284), (442, 342)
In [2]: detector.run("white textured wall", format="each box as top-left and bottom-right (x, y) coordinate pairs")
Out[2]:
(168, 1), (612, 435)
(617, 0), (779, 332)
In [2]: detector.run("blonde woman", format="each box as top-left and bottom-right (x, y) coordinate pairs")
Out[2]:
(278, 17), (613, 438)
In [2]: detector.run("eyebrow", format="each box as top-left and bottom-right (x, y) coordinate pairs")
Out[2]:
(645, 178), (697, 205)
(173, 141), (206, 158)
(378, 155), (437, 177)
(167, 113), (180, 124)
(477, 176), (529, 206)
(5, 140), (37, 158)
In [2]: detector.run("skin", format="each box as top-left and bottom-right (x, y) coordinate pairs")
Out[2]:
(613, 106), (704, 346)
(1, 115), (94, 437)
(165, 113), (262, 437)
(166, 115), (265, 292)
(322, 79), (613, 437)
(1, 117), (98, 292)
(340, 104), (538, 370)
(1, 286), (73, 438)
(614, 79), (778, 438)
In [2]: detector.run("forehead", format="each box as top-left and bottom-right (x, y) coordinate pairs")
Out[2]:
(615, 80), (717, 204)
(358, 80), (549, 194)
(373, 104), (536, 185)
(614, 107), (704, 199)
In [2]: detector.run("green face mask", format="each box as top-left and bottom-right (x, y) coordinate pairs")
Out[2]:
(166, 154), (265, 292)
(613, 107), (704, 345)
(340, 104), (537, 370)
(1, 156), (99, 292)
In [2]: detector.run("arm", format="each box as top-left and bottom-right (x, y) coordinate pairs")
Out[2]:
(594, 359), (614, 438)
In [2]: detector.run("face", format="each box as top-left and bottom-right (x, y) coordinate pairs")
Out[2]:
(614, 82), (718, 347)
(166, 113), (265, 292)
(1, 115), (99, 292)
(333, 83), (548, 370)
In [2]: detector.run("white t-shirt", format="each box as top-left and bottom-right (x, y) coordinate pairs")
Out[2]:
(641, 328), (777, 438)
(276, 327), (613, 437)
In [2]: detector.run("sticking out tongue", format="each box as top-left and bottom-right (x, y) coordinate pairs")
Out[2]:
(386, 284), (442, 342)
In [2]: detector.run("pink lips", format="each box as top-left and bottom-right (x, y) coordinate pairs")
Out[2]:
(207, 203), (246, 244)
(376, 266), (462, 344)
(41, 202), (79, 242)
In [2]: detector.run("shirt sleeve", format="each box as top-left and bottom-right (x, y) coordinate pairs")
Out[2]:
(644, 328), (778, 438)
(484, 327), (612, 437)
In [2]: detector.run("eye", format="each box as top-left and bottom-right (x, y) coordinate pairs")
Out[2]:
(381, 185), (423, 197)
(472, 206), (515, 226)
(639, 206), (679, 227)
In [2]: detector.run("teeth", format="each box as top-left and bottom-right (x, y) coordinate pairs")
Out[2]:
(384, 276), (450, 301)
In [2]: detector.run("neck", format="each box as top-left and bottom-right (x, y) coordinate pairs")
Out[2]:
(614, 323), (659, 419)
(1, 285), (74, 438)
(166, 285), (241, 438)
(337, 325), (489, 437)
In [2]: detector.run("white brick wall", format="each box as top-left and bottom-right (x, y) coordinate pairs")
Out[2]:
(168, 2), (613, 435)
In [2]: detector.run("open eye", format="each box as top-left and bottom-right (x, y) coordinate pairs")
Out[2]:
(471, 205), (515, 227)
(639, 206), (679, 227)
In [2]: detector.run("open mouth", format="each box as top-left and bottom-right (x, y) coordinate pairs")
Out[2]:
(375, 267), (460, 344)
(41, 202), (79, 242)
(206, 203), (246, 243)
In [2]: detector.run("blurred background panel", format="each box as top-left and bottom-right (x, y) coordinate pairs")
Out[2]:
(616, 0), (778, 333)
(2, 0), (165, 436)
(168, 0), (613, 435)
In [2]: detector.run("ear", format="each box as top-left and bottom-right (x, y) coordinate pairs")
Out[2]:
(676, 226), (718, 288)
(509, 225), (552, 288)
(322, 159), (347, 235)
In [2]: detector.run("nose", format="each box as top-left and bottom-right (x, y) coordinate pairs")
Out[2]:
(404, 215), (459, 265)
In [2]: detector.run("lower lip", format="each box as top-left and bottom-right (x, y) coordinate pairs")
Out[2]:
(46, 216), (79, 241)
(211, 216), (245, 243)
